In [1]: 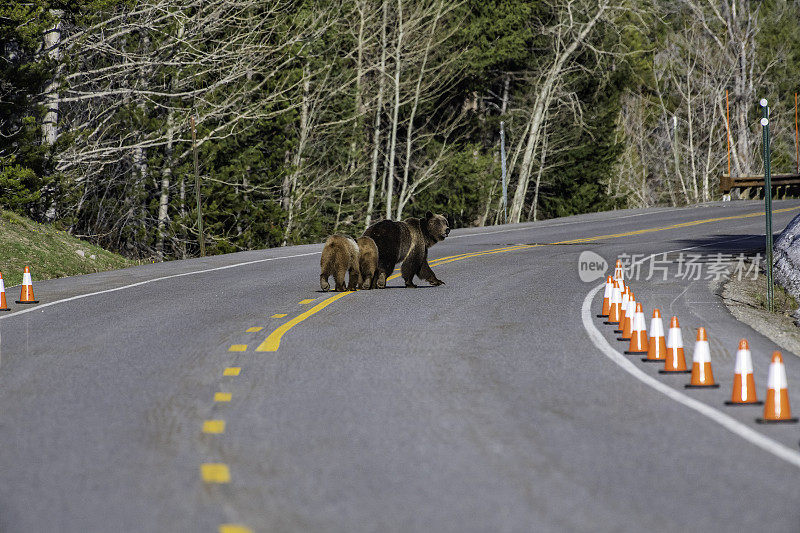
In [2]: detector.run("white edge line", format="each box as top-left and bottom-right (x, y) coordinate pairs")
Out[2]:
(448, 210), (657, 239)
(581, 248), (800, 469)
(0, 250), (321, 321)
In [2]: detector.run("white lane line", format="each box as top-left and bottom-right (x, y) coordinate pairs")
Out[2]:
(581, 267), (800, 470)
(0, 251), (321, 321)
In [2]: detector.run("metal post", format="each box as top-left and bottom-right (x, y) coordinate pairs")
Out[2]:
(760, 99), (774, 312)
(500, 121), (507, 224)
(191, 116), (206, 257)
(795, 92), (798, 175)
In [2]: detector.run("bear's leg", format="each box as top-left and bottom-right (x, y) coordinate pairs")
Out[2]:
(334, 268), (347, 292)
(419, 258), (444, 286)
(347, 266), (360, 291)
(401, 255), (422, 288)
(320, 274), (330, 292)
(360, 273), (373, 290)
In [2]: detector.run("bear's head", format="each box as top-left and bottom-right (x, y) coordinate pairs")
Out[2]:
(425, 211), (450, 242)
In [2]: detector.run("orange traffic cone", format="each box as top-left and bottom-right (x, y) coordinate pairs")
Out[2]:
(0, 272), (10, 311)
(606, 281), (623, 325)
(642, 309), (666, 363)
(685, 327), (719, 388)
(625, 302), (649, 354)
(756, 351), (798, 423)
(660, 316), (691, 374)
(599, 276), (613, 317)
(16, 266), (39, 304)
(725, 339), (762, 405)
(616, 288), (632, 334)
(619, 290), (636, 338)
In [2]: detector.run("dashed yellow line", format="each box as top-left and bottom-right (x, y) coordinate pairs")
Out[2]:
(271, 313), (287, 318)
(223, 367), (241, 376)
(219, 525), (252, 533)
(228, 344), (247, 352)
(201, 463), (230, 483)
(299, 298), (316, 304)
(256, 206), (800, 353)
(202, 420), (226, 434)
(214, 392), (232, 402)
(246, 326), (263, 333)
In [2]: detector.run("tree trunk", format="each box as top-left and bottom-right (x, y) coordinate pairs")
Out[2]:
(508, 2), (607, 223)
(671, 115), (690, 204)
(365, 0), (389, 229)
(385, 0), (403, 221)
(528, 125), (548, 222)
(156, 112), (175, 259)
(397, 1), (442, 219)
(41, 10), (63, 146)
(282, 63), (311, 246)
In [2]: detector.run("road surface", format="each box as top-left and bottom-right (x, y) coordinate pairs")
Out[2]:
(1, 201), (799, 532)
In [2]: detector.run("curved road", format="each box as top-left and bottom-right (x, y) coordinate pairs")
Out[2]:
(1, 201), (799, 532)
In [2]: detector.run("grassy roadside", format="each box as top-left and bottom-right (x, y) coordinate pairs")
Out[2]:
(0, 209), (135, 287)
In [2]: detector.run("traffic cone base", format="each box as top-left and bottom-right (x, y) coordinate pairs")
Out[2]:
(15, 299), (39, 304)
(725, 400), (763, 406)
(756, 417), (798, 423)
(642, 357), (664, 363)
(685, 383), (720, 389)
(659, 369), (691, 374)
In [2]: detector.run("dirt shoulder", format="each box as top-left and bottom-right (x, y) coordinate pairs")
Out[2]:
(719, 272), (800, 358)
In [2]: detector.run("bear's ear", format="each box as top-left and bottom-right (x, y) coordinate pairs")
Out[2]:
(425, 210), (433, 219)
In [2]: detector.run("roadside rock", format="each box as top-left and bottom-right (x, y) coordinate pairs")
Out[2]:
(774, 212), (800, 319)
(75, 249), (85, 258)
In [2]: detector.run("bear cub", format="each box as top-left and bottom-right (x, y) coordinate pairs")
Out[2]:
(320, 235), (379, 291)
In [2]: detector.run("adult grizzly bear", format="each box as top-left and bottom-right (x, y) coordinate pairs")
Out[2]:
(363, 211), (450, 288)
(356, 236), (379, 289)
(320, 235), (360, 292)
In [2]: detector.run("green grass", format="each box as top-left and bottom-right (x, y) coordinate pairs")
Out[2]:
(0, 209), (135, 288)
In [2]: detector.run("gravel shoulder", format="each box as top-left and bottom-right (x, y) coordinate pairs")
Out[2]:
(719, 271), (800, 358)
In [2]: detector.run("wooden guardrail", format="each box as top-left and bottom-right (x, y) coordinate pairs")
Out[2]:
(720, 173), (800, 194)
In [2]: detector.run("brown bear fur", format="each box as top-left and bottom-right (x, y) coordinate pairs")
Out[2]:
(356, 236), (378, 289)
(320, 235), (360, 292)
(362, 211), (450, 288)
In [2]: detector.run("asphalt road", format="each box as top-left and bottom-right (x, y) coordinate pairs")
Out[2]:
(1, 201), (800, 532)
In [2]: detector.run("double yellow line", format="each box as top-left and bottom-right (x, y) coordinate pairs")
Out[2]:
(255, 206), (800, 352)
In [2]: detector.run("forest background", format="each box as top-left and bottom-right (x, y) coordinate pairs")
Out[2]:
(2, 0), (799, 260)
